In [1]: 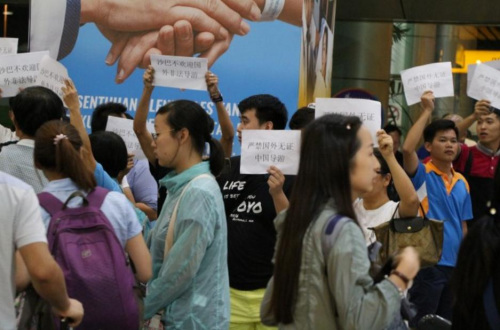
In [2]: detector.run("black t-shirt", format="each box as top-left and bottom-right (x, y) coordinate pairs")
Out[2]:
(217, 156), (294, 290)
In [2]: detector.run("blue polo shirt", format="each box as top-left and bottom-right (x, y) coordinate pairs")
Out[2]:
(411, 161), (473, 267)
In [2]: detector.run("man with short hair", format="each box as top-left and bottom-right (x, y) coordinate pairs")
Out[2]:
(218, 94), (293, 329)
(0, 84), (122, 194)
(0, 170), (83, 329)
(0, 87), (65, 192)
(454, 99), (500, 222)
(402, 91), (473, 326)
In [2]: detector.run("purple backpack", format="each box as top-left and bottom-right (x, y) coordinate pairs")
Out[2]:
(38, 187), (140, 329)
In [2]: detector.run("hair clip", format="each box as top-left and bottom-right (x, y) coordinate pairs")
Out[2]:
(53, 134), (68, 145)
(346, 124), (351, 130)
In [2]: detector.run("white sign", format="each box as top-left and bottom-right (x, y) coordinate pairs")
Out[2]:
(315, 97), (382, 146)
(467, 63), (500, 109)
(400, 62), (454, 106)
(240, 130), (301, 175)
(0, 38), (18, 55)
(0, 51), (49, 97)
(105, 116), (154, 160)
(37, 55), (69, 103)
(150, 54), (208, 90)
(467, 60), (500, 91)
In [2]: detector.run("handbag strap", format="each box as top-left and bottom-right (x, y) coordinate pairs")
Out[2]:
(483, 279), (500, 330)
(390, 203), (428, 220)
(163, 174), (212, 259)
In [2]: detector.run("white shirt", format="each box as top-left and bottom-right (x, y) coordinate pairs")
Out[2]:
(0, 171), (47, 330)
(353, 199), (400, 246)
(0, 125), (17, 144)
(0, 139), (48, 193)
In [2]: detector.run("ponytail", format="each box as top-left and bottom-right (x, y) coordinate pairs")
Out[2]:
(207, 138), (224, 177)
(35, 120), (96, 191)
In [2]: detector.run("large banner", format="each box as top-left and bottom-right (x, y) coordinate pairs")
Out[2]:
(55, 17), (301, 155)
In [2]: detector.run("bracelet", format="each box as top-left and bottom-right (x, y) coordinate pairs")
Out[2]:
(260, 0), (286, 21)
(390, 269), (411, 286)
(211, 94), (223, 103)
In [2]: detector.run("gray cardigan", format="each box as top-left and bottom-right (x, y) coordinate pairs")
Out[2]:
(261, 201), (402, 329)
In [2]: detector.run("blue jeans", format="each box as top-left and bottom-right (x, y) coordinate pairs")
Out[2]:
(408, 265), (453, 327)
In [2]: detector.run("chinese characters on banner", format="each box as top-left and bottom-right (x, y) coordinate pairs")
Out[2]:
(37, 55), (69, 102)
(240, 130), (301, 175)
(0, 51), (48, 97)
(315, 97), (382, 146)
(0, 38), (18, 55)
(151, 55), (208, 91)
(467, 63), (500, 109)
(105, 116), (155, 160)
(467, 60), (500, 89)
(400, 62), (454, 106)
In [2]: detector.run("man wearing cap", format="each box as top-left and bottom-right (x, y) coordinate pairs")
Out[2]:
(454, 99), (500, 223)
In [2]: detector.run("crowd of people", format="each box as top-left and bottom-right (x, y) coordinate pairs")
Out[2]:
(0, 68), (499, 330)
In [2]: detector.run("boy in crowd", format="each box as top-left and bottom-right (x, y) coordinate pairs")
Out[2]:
(402, 91), (473, 326)
(454, 99), (500, 223)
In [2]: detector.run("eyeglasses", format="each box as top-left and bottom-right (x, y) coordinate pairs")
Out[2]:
(152, 129), (176, 141)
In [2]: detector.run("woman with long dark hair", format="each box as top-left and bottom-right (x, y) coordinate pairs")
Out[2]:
(452, 162), (500, 329)
(143, 100), (229, 328)
(261, 114), (420, 329)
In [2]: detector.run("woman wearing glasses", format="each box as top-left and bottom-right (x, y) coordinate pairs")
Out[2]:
(144, 100), (229, 329)
(353, 130), (420, 246)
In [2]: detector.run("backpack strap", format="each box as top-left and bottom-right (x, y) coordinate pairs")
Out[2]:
(321, 214), (351, 262)
(38, 192), (65, 216)
(85, 187), (110, 209)
(164, 174), (213, 258)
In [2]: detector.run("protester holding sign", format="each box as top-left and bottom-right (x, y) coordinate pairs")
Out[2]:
(402, 91), (473, 326)
(217, 94), (294, 329)
(261, 114), (420, 329)
(354, 130), (419, 246)
(453, 99), (500, 224)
